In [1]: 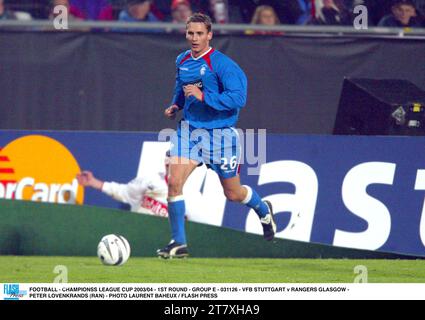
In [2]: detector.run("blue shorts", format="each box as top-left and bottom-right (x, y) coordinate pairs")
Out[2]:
(170, 121), (241, 179)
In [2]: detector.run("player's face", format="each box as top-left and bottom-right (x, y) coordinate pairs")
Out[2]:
(186, 22), (212, 58)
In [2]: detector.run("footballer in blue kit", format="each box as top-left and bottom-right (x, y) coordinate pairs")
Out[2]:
(157, 13), (276, 258)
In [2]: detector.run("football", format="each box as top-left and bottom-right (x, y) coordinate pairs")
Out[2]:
(97, 234), (131, 266)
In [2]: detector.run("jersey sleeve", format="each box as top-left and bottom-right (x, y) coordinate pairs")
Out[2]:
(171, 55), (186, 109)
(203, 58), (247, 112)
(171, 72), (185, 109)
(102, 178), (149, 208)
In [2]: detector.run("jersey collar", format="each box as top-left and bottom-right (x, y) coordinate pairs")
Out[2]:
(191, 47), (213, 60)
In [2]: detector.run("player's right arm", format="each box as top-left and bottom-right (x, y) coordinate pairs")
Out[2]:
(164, 53), (187, 119)
(164, 104), (180, 120)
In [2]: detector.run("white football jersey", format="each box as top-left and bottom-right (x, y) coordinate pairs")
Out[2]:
(102, 173), (168, 217)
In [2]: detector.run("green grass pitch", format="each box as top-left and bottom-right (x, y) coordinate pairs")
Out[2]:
(0, 256), (424, 283)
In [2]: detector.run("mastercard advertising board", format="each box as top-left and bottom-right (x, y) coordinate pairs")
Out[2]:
(0, 130), (157, 210)
(0, 135), (84, 204)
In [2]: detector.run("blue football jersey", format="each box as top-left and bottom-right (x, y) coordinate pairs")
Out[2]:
(171, 48), (247, 129)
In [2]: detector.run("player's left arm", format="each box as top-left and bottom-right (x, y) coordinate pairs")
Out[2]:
(202, 62), (248, 111)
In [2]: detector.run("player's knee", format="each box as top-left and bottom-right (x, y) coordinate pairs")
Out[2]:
(167, 176), (184, 196)
(224, 189), (243, 202)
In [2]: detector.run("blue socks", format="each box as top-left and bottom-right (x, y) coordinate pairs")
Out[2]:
(168, 195), (187, 245)
(241, 185), (269, 218)
(168, 187), (267, 245)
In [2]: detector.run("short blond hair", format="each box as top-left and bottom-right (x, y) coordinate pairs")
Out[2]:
(187, 12), (213, 32)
